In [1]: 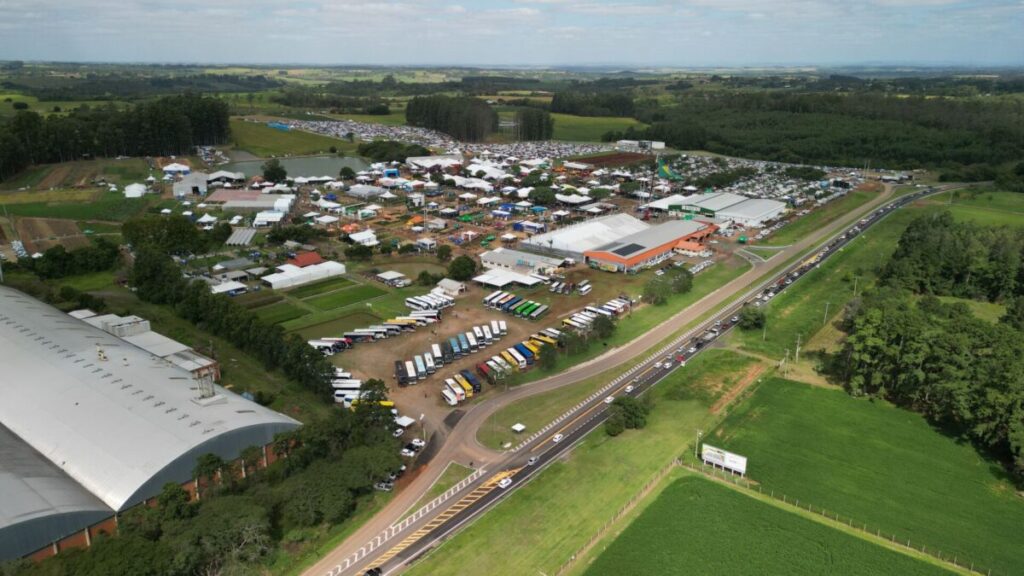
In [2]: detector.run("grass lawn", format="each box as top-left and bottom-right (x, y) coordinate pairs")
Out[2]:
(550, 113), (646, 142)
(230, 118), (357, 157)
(286, 276), (355, 299)
(405, 461), (474, 516)
(920, 189), (1024, 228)
(730, 207), (924, 359)
(936, 296), (1005, 323)
(762, 189), (877, 247)
(57, 271), (116, 292)
(742, 245), (786, 260)
(253, 301), (310, 324)
(407, 350), (754, 576)
(305, 284), (388, 311)
(1, 190), (154, 221)
(712, 378), (1024, 576)
(584, 475), (953, 576)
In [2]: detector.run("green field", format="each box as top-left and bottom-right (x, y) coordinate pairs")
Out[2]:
(762, 189), (877, 247)
(230, 118), (357, 157)
(921, 189), (1024, 227)
(585, 475), (952, 576)
(936, 296), (1005, 323)
(305, 284), (388, 311)
(293, 311), (382, 340)
(253, 301), (310, 324)
(1, 191), (154, 221)
(325, 110), (407, 126)
(286, 276), (355, 299)
(713, 378), (1024, 576)
(56, 271), (117, 292)
(407, 350), (754, 576)
(550, 113), (646, 142)
(406, 461), (474, 516)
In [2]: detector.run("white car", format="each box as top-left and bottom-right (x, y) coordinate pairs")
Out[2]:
(392, 428), (405, 438)
(552, 433), (564, 443)
(604, 396), (615, 404)
(624, 385), (635, 393)
(411, 438), (426, 448)
(498, 477), (513, 489)
(400, 448), (415, 458)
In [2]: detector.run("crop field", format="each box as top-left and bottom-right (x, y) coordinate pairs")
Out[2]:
(0, 187), (101, 204)
(584, 475), (952, 576)
(408, 350), (755, 576)
(15, 217), (90, 252)
(1, 190), (154, 221)
(230, 118), (356, 157)
(550, 113), (646, 142)
(761, 188), (877, 247)
(305, 284), (387, 311)
(286, 276), (355, 299)
(712, 378), (1024, 576)
(253, 301), (310, 324)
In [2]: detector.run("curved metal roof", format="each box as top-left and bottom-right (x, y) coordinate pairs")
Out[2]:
(0, 286), (300, 513)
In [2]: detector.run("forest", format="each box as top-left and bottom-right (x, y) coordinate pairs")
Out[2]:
(512, 108), (554, 141)
(0, 93), (230, 181)
(834, 212), (1024, 481)
(269, 88), (390, 114)
(550, 91), (635, 117)
(405, 95), (497, 141)
(1, 73), (282, 101)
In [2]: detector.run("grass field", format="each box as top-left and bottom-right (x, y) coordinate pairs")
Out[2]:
(1, 191), (154, 221)
(584, 475), (952, 576)
(936, 296), (1005, 323)
(293, 311), (382, 340)
(325, 110), (407, 126)
(0, 188), (100, 204)
(406, 461), (474, 516)
(305, 284), (388, 311)
(921, 189), (1024, 227)
(253, 301), (310, 324)
(230, 118), (357, 157)
(56, 271), (117, 292)
(286, 276), (355, 299)
(762, 189), (877, 247)
(550, 113), (646, 142)
(408, 350), (757, 576)
(712, 378), (1024, 576)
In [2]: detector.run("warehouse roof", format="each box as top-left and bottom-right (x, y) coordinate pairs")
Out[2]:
(715, 198), (787, 219)
(0, 286), (300, 513)
(522, 213), (649, 255)
(481, 247), (563, 270)
(687, 192), (747, 212)
(590, 220), (707, 259)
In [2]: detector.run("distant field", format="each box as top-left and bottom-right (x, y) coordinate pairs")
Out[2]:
(921, 189), (1024, 227)
(0, 158), (152, 191)
(253, 301), (310, 324)
(325, 110), (407, 126)
(0, 188), (100, 204)
(287, 276), (355, 299)
(762, 188), (877, 247)
(1, 191), (154, 221)
(713, 378), (1024, 576)
(585, 475), (952, 576)
(551, 113), (646, 142)
(230, 118), (356, 157)
(305, 284), (387, 311)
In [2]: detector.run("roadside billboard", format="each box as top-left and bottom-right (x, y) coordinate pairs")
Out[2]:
(701, 444), (748, 476)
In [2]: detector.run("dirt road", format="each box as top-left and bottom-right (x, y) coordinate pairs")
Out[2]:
(301, 185), (897, 576)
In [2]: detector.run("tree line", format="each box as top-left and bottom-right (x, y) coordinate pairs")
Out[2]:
(4, 73), (282, 101)
(550, 91), (635, 117)
(405, 95), (497, 142)
(832, 212), (1024, 482)
(269, 88), (390, 114)
(21, 238), (120, 279)
(513, 108), (554, 141)
(0, 93), (230, 181)
(356, 140), (431, 163)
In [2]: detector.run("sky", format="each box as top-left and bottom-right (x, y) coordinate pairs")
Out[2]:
(0, 0), (1022, 67)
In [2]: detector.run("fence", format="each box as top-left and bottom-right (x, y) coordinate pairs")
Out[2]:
(680, 461), (991, 576)
(327, 467), (486, 576)
(554, 458), (681, 576)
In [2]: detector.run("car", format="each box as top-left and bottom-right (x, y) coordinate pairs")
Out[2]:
(404, 442), (421, 453)
(731, 315), (739, 323)
(374, 481), (393, 492)
(527, 456), (538, 466)
(364, 569), (383, 576)
(654, 362), (662, 369)
(392, 428), (405, 438)
(654, 269), (665, 276)
(624, 385), (635, 393)
(687, 346), (697, 354)
(411, 438), (426, 448)
(552, 433), (564, 443)
(604, 396), (615, 404)
(400, 448), (415, 458)
(498, 477), (513, 489)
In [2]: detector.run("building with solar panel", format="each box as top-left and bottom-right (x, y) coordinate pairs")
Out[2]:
(0, 286), (300, 561)
(583, 219), (717, 273)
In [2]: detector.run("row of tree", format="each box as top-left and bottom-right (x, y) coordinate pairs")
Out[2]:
(122, 215), (231, 257)
(512, 108), (554, 141)
(405, 95), (497, 142)
(269, 88), (390, 114)
(0, 94), (231, 181)
(550, 91), (635, 117)
(356, 140), (431, 163)
(21, 238), (120, 279)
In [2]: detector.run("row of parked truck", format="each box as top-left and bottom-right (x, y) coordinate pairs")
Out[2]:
(439, 327), (563, 406)
(482, 290), (550, 321)
(394, 320), (509, 385)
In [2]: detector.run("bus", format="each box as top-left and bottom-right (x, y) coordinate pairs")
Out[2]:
(498, 320), (508, 335)
(445, 378), (466, 402)
(449, 336), (462, 357)
(482, 324), (494, 344)
(413, 356), (427, 380)
(490, 320), (501, 338)
(514, 343), (535, 365)
(529, 304), (549, 320)
(524, 341), (542, 358)
(484, 291), (505, 306)
(423, 353), (436, 374)
(501, 296), (523, 313)
(543, 327), (562, 339)
(395, 361), (407, 385)
(465, 332), (479, 352)
(472, 326), (485, 346)
(431, 343), (444, 366)
(492, 355), (513, 373)
(458, 333), (471, 353)
(453, 373), (474, 398)
(501, 350), (521, 371)
(332, 379), (363, 393)
(460, 370), (482, 393)
(405, 360), (417, 382)
(442, 340), (455, 363)
(477, 363), (494, 385)
(441, 388), (458, 406)
(533, 333), (558, 346)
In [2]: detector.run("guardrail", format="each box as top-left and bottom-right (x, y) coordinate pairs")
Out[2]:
(327, 467), (486, 576)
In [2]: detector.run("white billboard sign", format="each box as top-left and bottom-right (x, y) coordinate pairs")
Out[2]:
(701, 444), (748, 475)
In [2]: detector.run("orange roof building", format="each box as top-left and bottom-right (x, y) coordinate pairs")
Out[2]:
(286, 252), (324, 268)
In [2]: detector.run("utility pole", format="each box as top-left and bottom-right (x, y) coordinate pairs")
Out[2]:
(781, 349), (789, 376)
(695, 430), (703, 460)
(795, 334), (802, 364)
(823, 301), (830, 327)
(762, 321), (767, 342)
(853, 275), (859, 297)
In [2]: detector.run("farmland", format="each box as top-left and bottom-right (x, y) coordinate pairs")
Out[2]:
(305, 284), (388, 311)
(583, 475), (953, 576)
(550, 113), (646, 142)
(253, 301), (310, 324)
(284, 276), (355, 299)
(230, 118), (357, 157)
(712, 378), (1024, 576)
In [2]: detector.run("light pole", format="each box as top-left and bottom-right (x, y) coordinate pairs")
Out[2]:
(694, 430), (703, 460)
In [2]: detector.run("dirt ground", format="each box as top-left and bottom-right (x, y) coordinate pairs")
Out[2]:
(16, 217), (89, 253)
(37, 164), (73, 189)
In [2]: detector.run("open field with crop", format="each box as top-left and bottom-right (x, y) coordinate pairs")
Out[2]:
(0, 158), (152, 191)
(712, 378), (1024, 576)
(253, 301), (310, 324)
(407, 350), (758, 576)
(230, 118), (358, 157)
(550, 113), (646, 142)
(584, 475), (952, 576)
(286, 276), (355, 299)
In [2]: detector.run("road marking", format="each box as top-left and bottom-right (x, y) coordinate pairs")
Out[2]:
(361, 468), (521, 571)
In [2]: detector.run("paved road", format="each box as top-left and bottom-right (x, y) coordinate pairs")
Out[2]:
(303, 183), (925, 576)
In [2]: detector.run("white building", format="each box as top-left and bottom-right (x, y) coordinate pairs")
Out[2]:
(716, 199), (788, 228)
(481, 247), (564, 275)
(262, 261), (347, 290)
(349, 229), (379, 247)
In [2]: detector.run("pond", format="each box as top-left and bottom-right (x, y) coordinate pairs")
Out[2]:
(222, 155), (368, 179)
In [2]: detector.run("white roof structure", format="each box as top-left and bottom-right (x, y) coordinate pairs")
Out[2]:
(522, 213), (649, 257)
(253, 211), (286, 227)
(406, 154), (462, 170)
(123, 183), (148, 198)
(315, 215), (340, 225)
(196, 213), (218, 224)
(225, 228), (257, 246)
(262, 261), (347, 290)
(472, 268), (544, 288)
(347, 184), (386, 199)
(716, 198), (787, 227)
(210, 280), (248, 295)
(687, 192), (747, 212)
(555, 193), (591, 205)
(0, 287), (299, 516)
(161, 163), (190, 174)
(481, 247), (563, 273)
(641, 194), (691, 211)
(349, 229), (379, 247)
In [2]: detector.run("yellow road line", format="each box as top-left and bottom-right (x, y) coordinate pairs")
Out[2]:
(364, 469), (521, 570)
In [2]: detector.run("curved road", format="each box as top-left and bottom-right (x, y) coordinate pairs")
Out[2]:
(303, 183), (920, 576)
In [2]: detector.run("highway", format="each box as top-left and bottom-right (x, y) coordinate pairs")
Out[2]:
(310, 184), (953, 576)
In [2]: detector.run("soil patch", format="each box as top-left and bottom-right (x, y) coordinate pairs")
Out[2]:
(16, 217), (87, 253)
(710, 364), (765, 414)
(37, 165), (73, 189)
